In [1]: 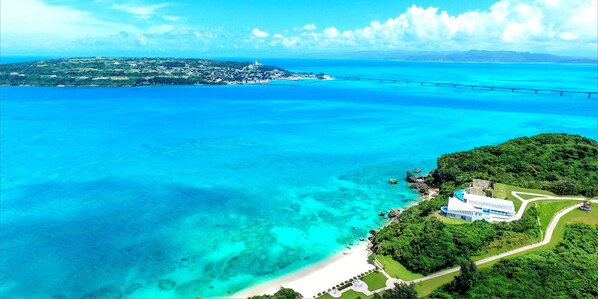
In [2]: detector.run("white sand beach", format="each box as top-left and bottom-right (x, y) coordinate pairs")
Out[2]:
(234, 242), (376, 298)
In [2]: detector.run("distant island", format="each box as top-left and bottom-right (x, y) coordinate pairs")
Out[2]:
(0, 57), (328, 87)
(403, 50), (598, 64)
(310, 50), (598, 64)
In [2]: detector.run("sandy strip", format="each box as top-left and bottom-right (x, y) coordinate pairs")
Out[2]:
(233, 242), (376, 298)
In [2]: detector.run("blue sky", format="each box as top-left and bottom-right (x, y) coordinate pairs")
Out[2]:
(1, 0), (596, 57)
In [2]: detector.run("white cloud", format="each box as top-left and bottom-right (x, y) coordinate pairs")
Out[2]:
(265, 0), (597, 55)
(194, 30), (217, 39)
(0, 0), (205, 54)
(1, 0), (595, 56)
(163, 16), (181, 22)
(303, 23), (317, 31)
(111, 3), (168, 19)
(137, 34), (148, 46)
(0, 0), (140, 52)
(252, 28), (269, 38)
(147, 25), (175, 34)
(323, 27), (340, 39)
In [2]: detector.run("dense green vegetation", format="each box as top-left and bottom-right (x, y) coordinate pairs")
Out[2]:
(372, 283), (418, 299)
(248, 288), (303, 299)
(0, 57), (319, 87)
(372, 134), (596, 275)
(434, 134), (598, 197)
(373, 203), (539, 274)
(430, 224), (598, 298)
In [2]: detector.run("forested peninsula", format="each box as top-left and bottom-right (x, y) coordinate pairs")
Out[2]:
(0, 58), (325, 87)
(370, 133), (597, 298)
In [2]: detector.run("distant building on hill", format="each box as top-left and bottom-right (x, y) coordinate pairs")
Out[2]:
(440, 180), (516, 222)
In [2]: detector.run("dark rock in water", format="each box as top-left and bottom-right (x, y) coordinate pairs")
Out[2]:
(388, 178), (398, 184)
(124, 283), (143, 295)
(360, 237), (365, 241)
(378, 212), (385, 217)
(414, 168), (421, 173)
(406, 171), (417, 183)
(83, 289), (122, 299)
(388, 209), (401, 218)
(158, 279), (176, 291)
(369, 229), (377, 236)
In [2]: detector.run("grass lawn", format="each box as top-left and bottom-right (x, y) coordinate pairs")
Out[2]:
(432, 211), (469, 225)
(318, 290), (372, 299)
(373, 255), (423, 280)
(477, 205), (597, 271)
(534, 200), (581, 233)
(413, 271), (458, 297)
(472, 199), (579, 261)
(361, 271), (388, 291)
(416, 204), (597, 297)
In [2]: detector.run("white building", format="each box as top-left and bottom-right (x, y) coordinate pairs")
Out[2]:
(440, 189), (516, 222)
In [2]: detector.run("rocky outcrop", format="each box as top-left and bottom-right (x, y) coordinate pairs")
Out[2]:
(388, 209), (401, 218)
(406, 171), (417, 183)
(410, 181), (430, 194)
(406, 170), (440, 195)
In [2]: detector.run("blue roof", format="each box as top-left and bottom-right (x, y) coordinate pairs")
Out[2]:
(455, 189), (465, 201)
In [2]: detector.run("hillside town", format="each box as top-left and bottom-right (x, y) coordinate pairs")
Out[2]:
(0, 57), (326, 87)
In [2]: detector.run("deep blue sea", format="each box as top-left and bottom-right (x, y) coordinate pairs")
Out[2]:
(1, 59), (597, 298)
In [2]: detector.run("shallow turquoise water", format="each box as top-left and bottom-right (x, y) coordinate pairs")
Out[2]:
(0, 60), (596, 298)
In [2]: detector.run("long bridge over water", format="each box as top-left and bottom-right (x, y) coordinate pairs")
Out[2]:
(333, 76), (598, 98)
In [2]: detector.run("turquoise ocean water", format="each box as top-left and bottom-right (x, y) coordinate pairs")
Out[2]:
(1, 59), (597, 298)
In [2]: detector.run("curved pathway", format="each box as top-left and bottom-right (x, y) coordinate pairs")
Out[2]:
(326, 191), (595, 298)
(408, 194), (595, 285)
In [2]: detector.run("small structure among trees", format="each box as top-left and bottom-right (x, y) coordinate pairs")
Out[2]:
(579, 200), (592, 212)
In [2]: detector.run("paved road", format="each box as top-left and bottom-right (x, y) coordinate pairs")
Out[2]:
(408, 195), (596, 285)
(328, 192), (595, 297)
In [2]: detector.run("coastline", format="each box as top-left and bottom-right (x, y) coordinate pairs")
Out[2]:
(234, 186), (434, 299)
(233, 242), (375, 299)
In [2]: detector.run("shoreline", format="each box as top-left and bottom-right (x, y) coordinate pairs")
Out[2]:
(233, 242), (375, 298)
(234, 187), (433, 299)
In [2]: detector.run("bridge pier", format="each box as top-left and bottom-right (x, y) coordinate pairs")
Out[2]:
(333, 76), (595, 97)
